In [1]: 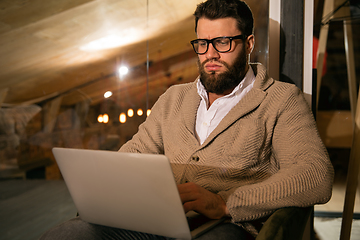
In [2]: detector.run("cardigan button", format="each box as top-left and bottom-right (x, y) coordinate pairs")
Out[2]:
(192, 156), (200, 162)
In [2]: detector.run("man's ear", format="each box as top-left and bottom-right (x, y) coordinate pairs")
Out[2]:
(246, 35), (255, 55)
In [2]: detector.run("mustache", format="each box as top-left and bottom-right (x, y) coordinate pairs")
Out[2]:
(199, 59), (230, 69)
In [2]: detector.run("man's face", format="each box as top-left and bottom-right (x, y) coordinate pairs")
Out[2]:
(196, 17), (254, 94)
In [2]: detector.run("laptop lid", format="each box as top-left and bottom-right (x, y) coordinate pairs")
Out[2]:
(52, 147), (192, 240)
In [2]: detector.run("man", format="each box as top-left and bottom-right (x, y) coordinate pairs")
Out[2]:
(41, 0), (333, 239)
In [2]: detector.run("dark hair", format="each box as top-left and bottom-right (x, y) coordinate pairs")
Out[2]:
(194, 0), (254, 36)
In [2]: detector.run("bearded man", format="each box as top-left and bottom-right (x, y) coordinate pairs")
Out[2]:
(41, 0), (333, 239)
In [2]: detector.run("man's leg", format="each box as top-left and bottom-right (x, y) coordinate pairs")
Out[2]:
(196, 222), (255, 240)
(39, 217), (171, 240)
(40, 217), (254, 240)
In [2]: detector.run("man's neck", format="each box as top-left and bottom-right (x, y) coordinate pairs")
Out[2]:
(207, 64), (250, 108)
(208, 91), (232, 107)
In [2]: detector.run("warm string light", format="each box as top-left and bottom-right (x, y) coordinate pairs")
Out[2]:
(98, 108), (150, 124)
(119, 113), (126, 123)
(103, 114), (109, 123)
(104, 91), (112, 98)
(127, 108), (134, 117)
(97, 114), (109, 123)
(118, 66), (129, 77)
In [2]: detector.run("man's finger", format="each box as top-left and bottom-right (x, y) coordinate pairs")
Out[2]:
(179, 192), (196, 203)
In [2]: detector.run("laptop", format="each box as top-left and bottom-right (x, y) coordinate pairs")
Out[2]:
(52, 147), (226, 240)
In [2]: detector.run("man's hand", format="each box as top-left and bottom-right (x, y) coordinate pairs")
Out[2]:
(177, 182), (229, 219)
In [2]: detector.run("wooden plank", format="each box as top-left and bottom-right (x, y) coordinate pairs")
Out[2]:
(0, 0), (95, 34)
(343, 19), (358, 125)
(316, 0), (334, 109)
(60, 51), (199, 107)
(74, 100), (90, 129)
(340, 85), (360, 240)
(43, 97), (63, 133)
(0, 88), (8, 106)
(334, 2), (360, 239)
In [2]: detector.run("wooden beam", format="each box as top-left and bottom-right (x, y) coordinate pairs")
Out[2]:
(316, 0), (334, 109)
(339, 3), (360, 239)
(43, 97), (63, 133)
(60, 50), (198, 107)
(74, 100), (90, 129)
(344, 19), (358, 125)
(340, 84), (360, 240)
(0, 88), (8, 106)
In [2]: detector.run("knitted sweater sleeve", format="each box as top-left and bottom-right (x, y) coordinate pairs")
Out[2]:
(225, 84), (334, 222)
(119, 93), (165, 154)
(119, 82), (196, 154)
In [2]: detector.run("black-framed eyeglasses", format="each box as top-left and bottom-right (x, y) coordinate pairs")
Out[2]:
(190, 35), (247, 55)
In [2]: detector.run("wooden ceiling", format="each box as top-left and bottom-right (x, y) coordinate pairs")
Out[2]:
(0, 0), (266, 109)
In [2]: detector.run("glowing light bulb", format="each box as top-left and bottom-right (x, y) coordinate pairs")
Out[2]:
(97, 114), (103, 123)
(137, 109), (143, 116)
(127, 108), (134, 117)
(103, 114), (109, 123)
(104, 91), (112, 98)
(147, 109), (151, 116)
(118, 66), (129, 77)
(119, 113), (126, 123)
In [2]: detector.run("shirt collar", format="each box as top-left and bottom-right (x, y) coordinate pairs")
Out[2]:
(196, 66), (255, 102)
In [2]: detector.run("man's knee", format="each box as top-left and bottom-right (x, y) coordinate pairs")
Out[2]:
(40, 217), (100, 240)
(196, 223), (254, 240)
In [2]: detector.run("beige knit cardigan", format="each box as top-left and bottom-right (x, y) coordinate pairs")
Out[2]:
(119, 63), (334, 229)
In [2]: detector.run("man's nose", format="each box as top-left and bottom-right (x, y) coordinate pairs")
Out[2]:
(205, 43), (220, 59)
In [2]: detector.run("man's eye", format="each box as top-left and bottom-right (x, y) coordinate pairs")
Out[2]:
(198, 41), (207, 46)
(217, 40), (229, 45)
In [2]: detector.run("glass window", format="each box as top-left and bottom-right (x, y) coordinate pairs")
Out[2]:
(0, 1), (269, 180)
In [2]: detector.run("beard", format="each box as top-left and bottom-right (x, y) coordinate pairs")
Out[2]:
(198, 46), (248, 94)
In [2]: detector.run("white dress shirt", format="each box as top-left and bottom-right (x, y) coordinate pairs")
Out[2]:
(196, 67), (256, 145)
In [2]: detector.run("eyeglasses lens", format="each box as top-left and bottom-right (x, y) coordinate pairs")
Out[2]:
(192, 37), (231, 54)
(214, 38), (231, 52)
